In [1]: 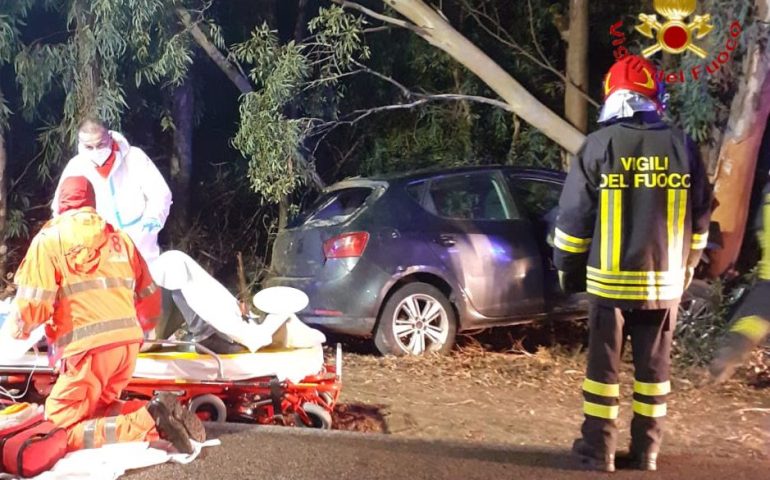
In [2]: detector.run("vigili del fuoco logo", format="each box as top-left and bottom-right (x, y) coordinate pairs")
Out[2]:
(610, 0), (742, 84)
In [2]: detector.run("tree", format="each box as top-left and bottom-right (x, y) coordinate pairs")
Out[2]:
(707, 2), (770, 276)
(14, 0), (194, 178)
(0, 1), (33, 281)
(334, 0), (586, 154)
(564, 0), (589, 133)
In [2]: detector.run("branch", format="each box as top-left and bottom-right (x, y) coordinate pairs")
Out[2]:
(340, 0), (585, 154)
(461, 1), (599, 108)
(331, 1), (425, 35)
(176, 8), (253, 94)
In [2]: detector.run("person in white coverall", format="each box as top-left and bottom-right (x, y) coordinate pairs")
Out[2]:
(51, 118), (319, 354)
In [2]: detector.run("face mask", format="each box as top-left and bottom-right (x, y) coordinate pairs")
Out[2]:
(78, 145), (112, 166)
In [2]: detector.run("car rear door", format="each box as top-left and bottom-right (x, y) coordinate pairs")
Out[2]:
(504, 172), (566, 301)
(422, 170), (545, 318)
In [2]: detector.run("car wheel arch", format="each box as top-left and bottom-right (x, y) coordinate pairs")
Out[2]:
(373, 270), (460, 334)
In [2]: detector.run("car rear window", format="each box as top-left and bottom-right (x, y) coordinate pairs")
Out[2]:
(300, 187), (373, 226)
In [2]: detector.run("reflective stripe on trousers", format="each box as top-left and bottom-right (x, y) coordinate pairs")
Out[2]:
(83, 416), (119, 449)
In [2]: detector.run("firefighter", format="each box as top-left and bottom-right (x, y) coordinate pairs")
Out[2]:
(7, 176), (205, 453)
(709, 177), (770, 383)
(554, 55), (712, 472)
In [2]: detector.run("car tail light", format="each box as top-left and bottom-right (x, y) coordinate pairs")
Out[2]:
(323, 232), (369, 259)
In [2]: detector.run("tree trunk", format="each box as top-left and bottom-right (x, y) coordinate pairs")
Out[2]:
(708, 7), (770, 277)
(564, 0), (589, 133)
(377, 0), (586, 154)
(171, 76), (194, 229)
(0, 128), (7, 283)
(176, 8), (253, 94)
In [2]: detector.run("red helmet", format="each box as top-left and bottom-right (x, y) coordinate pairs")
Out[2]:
(603, 55), (660, 100)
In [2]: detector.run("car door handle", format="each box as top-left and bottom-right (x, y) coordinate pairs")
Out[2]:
(438, 235), (456, 247)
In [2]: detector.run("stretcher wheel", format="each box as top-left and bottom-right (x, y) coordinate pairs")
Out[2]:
(188, 394), (227, 423)
(294, 403), (332, 429)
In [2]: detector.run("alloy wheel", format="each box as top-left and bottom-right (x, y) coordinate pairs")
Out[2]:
(391, 293), (449, 355)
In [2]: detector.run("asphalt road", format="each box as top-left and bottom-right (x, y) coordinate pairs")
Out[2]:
(125, 423), (770, 480)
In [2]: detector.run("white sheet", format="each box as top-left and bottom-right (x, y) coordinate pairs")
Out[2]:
(30, 439), (220, 480)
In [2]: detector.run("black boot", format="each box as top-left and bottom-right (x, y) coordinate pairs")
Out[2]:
(629, 451), (657, 471)
(147, 393), (206, 454)
(571, 438), (615, 473)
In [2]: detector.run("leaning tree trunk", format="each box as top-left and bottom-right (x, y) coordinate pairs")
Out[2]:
(171, 76), (194, 229)
(375, 0), (586, 154)
(564, 0), (589, 134)
(709, 4), (770, 276)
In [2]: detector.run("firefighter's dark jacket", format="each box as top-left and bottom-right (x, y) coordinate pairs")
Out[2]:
(553, 113), (712, 309)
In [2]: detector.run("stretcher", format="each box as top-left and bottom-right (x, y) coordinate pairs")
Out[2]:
(0, 340), (342, 429)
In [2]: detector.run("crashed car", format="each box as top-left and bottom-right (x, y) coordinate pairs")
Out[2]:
(266, 166), (587, 356)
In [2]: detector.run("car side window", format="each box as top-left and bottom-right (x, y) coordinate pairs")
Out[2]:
(426, 173), (517, 221)
(507, 175), (563, 221)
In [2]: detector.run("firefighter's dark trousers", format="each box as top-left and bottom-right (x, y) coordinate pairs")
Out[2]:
(581, 302), (677, 456)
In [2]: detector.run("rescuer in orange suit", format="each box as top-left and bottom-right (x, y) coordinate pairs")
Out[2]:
(6, 176), (205, 453)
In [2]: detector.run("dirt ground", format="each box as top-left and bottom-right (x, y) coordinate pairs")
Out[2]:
(328, 322), (770, 460)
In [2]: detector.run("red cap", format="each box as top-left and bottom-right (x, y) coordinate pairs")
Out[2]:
(58, 176), (96, 214)
(603, 55), (659, 100)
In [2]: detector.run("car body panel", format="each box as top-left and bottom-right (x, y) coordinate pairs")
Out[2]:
(265, 165), (586, 337)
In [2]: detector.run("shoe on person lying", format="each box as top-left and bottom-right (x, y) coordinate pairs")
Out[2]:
(147, 392), (206, 454)
(571, 438), (615, 473)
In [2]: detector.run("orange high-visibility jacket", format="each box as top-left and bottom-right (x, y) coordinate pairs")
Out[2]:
(13, 207), (160, 361)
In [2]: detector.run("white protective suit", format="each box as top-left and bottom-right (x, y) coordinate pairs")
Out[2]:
(52, 131), (172, 262)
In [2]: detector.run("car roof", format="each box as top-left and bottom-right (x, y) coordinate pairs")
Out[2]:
(327, 165), (565, 191)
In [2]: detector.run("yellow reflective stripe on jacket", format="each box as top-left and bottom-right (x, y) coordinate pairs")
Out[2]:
(583, 379), (619, 397)
(587, 267), (684, 286)
(600, 189), (623, 271)
(554, 228), (591, 254)
(60, 277), (136, 298)
(583, 401), (619, 420)
(667, 189), (687, 270)
(15, 285), (57, 303)
(691, 232), (708, 250)
(633, 380), (671, 397)
(53, 316), (139, 350)
(632, 400), (667, 418)
(136, 282), (158, 300)
(586, 280), (682, 301)
(730, 316), (770, 344)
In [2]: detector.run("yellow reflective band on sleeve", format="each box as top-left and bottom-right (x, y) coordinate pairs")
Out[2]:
(633, 380), (671, 397)
(554, 228), (591, 254)
(583, 379), (620, 398)
(730, 316), (770, 344)
(583, 401), (619, 420)
(15, 285), (57, 304)
(632, 400), (667, 418)
(691, 232), (708, 250)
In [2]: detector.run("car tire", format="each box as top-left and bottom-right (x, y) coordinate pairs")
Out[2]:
(374, 282), (457, 356)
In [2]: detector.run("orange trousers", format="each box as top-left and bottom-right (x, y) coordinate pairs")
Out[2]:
(45, 343), (159, 451)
